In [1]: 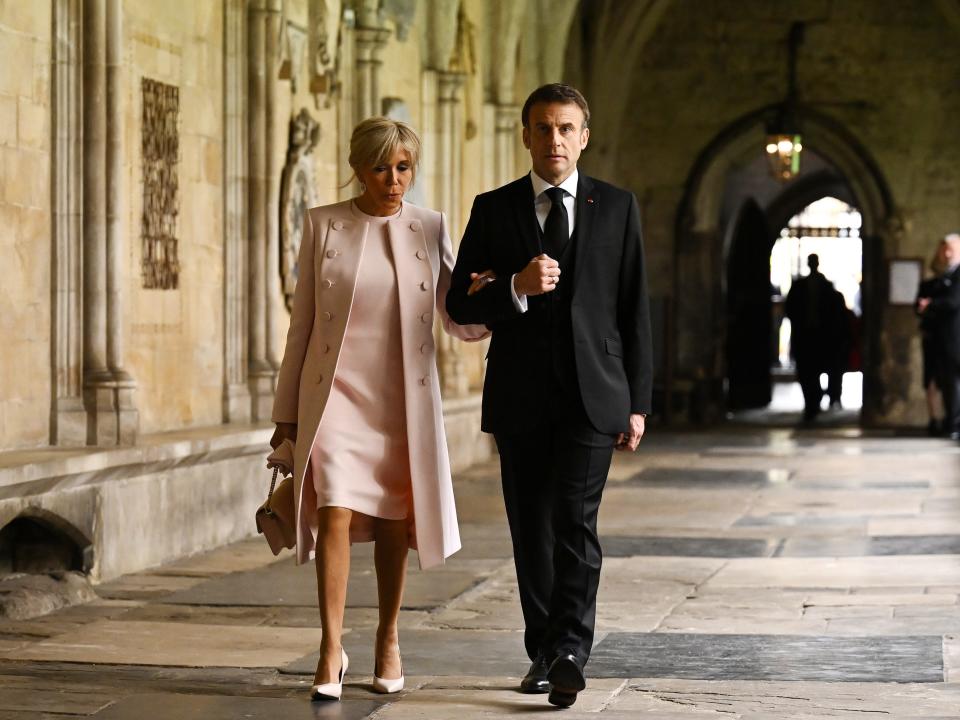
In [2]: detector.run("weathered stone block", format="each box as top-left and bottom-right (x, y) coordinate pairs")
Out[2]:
(0, 571), (96, 620)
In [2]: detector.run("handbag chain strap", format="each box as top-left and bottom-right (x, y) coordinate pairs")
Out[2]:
(264, 466), (280, 517)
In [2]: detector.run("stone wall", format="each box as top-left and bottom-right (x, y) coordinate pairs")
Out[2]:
(124, 0), (226, 434)
(0, 4), (52, 449)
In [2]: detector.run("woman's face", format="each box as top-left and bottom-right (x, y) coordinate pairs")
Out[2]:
(356, 148), (413, 216)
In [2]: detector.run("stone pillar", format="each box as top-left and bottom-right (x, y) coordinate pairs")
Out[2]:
(247, 0), (280, 420)
(354, 25), (390, 121)
(105, 0), (137, 444)
(436, 71), (469, 397)
(51, 0), (86, 445)
(222, 0), (251, 422)
(263, 0), (283, 374)
(82, 0), (137, 445)
(494, 104), (518, 186)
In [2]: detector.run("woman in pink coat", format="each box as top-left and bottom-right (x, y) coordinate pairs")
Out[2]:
(270, 118), (488, 701)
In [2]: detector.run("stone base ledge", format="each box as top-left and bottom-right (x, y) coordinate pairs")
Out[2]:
(0, 395), (490, 583)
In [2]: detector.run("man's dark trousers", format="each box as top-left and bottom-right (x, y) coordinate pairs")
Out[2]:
(495, 389), (613, 667)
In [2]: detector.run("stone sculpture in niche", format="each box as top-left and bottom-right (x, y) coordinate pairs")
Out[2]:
(280, 109), (321, 311)
(140, 78), (180, 290)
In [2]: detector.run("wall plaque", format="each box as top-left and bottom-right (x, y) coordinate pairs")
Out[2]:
(141, 78), (180, 290)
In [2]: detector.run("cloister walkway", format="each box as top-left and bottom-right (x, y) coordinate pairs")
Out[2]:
(2, 427), (959, 718)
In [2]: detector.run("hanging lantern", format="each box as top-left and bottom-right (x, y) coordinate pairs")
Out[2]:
(764, 23), (805, 182)
(765, 133), (803, 181)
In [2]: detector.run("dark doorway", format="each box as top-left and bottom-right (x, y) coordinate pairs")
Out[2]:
(726, 200), (773, 410)
(0, 515), (90, 574)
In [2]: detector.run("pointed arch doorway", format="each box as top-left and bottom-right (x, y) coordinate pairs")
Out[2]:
(674, 107), (893, 426)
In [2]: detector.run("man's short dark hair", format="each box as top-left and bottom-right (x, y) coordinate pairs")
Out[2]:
(521, 83), (591, 129)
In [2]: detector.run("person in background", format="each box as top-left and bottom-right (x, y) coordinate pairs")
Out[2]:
(917, 241), (949, 435)
(918, 233), (960, 441)
(785, 254), (847, 423)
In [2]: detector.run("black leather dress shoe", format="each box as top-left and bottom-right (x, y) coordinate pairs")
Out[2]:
(519, 654), (549, 694)
(546, 653), (585, 708)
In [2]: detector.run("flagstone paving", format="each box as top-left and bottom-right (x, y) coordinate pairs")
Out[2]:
(1, 427), (959, 717)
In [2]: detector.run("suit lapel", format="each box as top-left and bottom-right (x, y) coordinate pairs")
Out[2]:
(573, 173), (595, 290)
(509, 175), (542, 260)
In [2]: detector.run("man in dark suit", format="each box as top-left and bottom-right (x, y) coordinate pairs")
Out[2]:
(918, 234), (960, 441)
(446, 84), (652, 708)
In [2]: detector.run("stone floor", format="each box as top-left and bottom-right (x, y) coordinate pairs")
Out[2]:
(2, 426), (959, 718)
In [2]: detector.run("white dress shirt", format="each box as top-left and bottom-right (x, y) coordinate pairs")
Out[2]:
(511, 169), (579, 312)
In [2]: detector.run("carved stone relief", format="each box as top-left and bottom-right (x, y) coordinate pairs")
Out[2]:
(309, 0), (342, 106)
(279, 109), (321, 310)
(279, 19), (308, 92)
(382, 0), (417, 40)
(140, 78), (180, 290)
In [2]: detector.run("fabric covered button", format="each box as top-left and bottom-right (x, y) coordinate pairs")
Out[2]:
(323, 311), (334, 321)
(316, 374), (324, 384)
(416, 250), (426, 260)
(326, 249), (338, 258)
(420, 312), (431, 323)
(332, 220), (344, 231)
(419, 376), (428, 386)
(321, 344), (330, 353)
(420, 343), (430, 354)
(420, 281), (429, 291)
(409, 222), (419, 232)
(322, 279), (334, 288)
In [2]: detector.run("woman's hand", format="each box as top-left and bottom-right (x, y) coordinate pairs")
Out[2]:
(270, 422), (298, 449)
(468, 270), (497, 296)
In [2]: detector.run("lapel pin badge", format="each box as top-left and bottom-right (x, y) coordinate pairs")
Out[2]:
(587, 197), (594, 204)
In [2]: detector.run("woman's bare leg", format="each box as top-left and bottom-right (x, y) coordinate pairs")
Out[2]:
(373, 518), (409, 679)
(314, 506), (352, 684)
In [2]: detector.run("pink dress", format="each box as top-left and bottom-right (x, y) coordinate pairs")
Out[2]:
(309, 203), (412, 536)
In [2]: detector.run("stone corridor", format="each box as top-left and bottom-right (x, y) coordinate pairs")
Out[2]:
(2, 427), (960, 718)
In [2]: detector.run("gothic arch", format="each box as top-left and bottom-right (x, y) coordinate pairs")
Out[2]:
(673, 106), (894, 423)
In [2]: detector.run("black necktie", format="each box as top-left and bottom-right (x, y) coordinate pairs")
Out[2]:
(542, 187), (569, 258)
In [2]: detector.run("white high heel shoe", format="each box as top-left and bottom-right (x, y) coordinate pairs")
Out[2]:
(372, 645), (404, 694)
(311, 647), (348, 701)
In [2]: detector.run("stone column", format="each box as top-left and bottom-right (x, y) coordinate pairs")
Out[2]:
(222, 0), (251, 422)
(51, 0), (86, 445)
(354, 25), (390, 121)
(436, 71), (469, 397)
(82, 0), (137, 445)
(263, 0), (283, 374)
(494, 104), (518, 186)
(246, 0), (280, 420)
(105, 0), (137, 444)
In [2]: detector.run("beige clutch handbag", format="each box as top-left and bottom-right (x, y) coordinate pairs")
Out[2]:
(256, 438), (297, 555)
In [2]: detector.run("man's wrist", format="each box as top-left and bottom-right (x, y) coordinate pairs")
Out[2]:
(510, 273), (528, 313)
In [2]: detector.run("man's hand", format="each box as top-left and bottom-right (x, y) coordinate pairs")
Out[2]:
(514, 254), (560, 297)
(917, 297), (932, 313)
(615, 413), (646, 452)
(468, 269), (497, 295)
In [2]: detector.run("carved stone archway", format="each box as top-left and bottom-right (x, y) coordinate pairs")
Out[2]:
(674, 106), (895, 424)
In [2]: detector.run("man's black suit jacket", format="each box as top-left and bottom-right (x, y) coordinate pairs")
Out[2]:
(928, 265), (960, 363)
(446, 173), (652, 435)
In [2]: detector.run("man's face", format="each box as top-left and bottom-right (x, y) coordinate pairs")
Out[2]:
(523, 101), (589, 185)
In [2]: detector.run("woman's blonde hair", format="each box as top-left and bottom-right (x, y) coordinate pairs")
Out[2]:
(348, 117), (421, 184)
